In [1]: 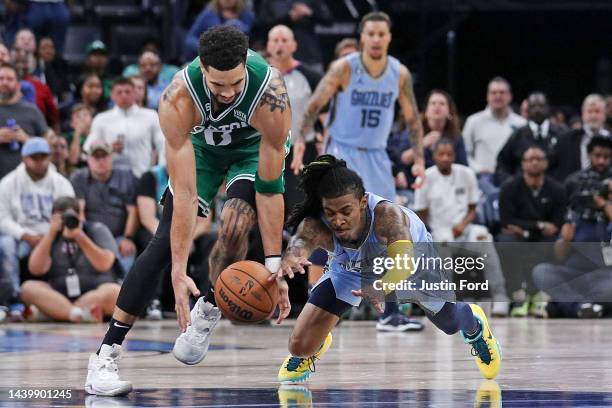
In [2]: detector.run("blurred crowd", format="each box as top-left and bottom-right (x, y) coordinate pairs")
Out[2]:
(1, 0), (612, 325)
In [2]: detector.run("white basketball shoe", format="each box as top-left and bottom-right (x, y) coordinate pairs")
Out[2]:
(85, 344), (133, 396)
(172, 297), (222, 365)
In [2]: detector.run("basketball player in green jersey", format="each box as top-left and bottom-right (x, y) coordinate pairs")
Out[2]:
(85, 26), (293, 396)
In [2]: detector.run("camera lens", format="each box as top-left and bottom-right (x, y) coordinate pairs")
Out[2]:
(62, 211), (80, 229)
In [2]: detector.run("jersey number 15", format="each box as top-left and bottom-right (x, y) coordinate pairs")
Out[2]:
(360, 109), (381, 128)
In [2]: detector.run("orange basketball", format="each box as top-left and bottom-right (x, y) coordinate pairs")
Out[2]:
(214, 260), (279, 323)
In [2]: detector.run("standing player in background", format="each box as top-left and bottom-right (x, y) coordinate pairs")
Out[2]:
(85, 26), (292, 396)
(290, 12), (426, 331)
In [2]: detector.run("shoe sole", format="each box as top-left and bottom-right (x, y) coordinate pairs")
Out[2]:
(172, 348), (206, 365)
(279, 371), (311, 385)
(85, 383), (132, 396)
(376, 323), (424, 332)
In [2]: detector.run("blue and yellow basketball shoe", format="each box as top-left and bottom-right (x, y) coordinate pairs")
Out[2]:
(278, 333), (332, 384)
(277, 385), (313, 407)
(461, 304), (502, 379)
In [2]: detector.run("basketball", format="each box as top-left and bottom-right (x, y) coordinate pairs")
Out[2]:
(214, 260), (279, 323)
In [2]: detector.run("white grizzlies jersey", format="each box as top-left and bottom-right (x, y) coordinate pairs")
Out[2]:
(327, 52), (401, 149)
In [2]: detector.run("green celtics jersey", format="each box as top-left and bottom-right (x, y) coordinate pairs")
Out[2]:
(182, 49), (272, 149)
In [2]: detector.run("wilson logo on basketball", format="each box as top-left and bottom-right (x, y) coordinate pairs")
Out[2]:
(239, 280), (254, 297)
(218, 286), (254, 320)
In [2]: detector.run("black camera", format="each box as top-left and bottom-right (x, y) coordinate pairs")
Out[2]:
(62, 209), (80, 230)
(568, 172), (611, 221)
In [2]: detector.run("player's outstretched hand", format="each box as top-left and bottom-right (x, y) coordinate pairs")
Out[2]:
(290, 140), (306, 175)
(276, 277), (291, 324)
(172, 273), (201, 332)
(352, 287), (385, 314)
(268, 255), (312, 280)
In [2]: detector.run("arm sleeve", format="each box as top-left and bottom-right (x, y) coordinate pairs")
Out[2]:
(70, 171), (86, 199)
(0, 179), (26, 239)
(32, 105), (49, 136)
(125, 172), (138, 205)
(466, 168), (481, 205)
(462, 116), (483, 173)
(551, 183), (567, 227)
(82, 116), (103, 154)
(495, 132), (516, 185)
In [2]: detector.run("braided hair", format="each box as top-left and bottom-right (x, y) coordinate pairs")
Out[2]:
(287, 155), (365, 232)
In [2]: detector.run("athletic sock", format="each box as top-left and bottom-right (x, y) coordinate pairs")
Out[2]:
(203, 284), (217, 307)
(97, 318), (132, 354)
(382, 300), (399, 318)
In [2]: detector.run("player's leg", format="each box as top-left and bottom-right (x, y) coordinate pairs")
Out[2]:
(86, 190), (177, 396)
(278, 278), (350, 384)
(424, 301), (502, 379)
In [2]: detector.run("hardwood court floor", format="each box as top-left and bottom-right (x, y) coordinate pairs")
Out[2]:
(1, 317), (612, 407)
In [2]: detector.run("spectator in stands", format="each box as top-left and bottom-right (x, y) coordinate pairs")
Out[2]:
(463, 77), (526, 189)
(414, 138), (510, 316)
(82, 77), (164, 178)
(497, 146), (566, 317)
(334, 38), (359, 59)
(496, 92), (566, 184)
(128, 75), (148, 108)
(65, 104), (93, 168)
(12, 47), (59, 130)
(0, 43), (36, 105)
(257, 0), (333, 73)
(49, 134), (70, 177)
(69, 73), (107, 120)
(184, 0), (256, 60)
(137, 51), (169, 110)
(552, 94), (610, 181)
(0, 137), (74, 319)
(35, 37), (71, 104)
(70, 139), (138, 276)
(402, 89), (467, 170)
(4, 1), (70, 54)
(22, 196), (120, 323)
(0, 63), (53, 179)
(267, 25), (322, 211)
(531, 205), (612, 319)
(83, 41), (112, 100)
(14, 29), (37, 54)
(122, 40), (180, 84)
(565, 136), (612, 243)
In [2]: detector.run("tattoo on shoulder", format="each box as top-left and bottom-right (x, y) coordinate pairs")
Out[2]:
(162, 79), (181, 102)
(259, 69), (291, 113)
(374, 202), (411, 244)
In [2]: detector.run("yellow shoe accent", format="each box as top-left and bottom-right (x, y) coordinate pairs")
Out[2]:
(474, 380), (502, 408)
(278, 333), (332, 384)
(462, 304), (502, 380)
(278, 385), (313, 408)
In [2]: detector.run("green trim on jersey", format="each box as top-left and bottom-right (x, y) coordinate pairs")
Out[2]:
(179, 50), (284, 216)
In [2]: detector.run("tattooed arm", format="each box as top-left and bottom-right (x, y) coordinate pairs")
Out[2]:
(277, 218), (333, 279)
(373, 201), (412, 244)
(290, 58), (350, 174)
(398, 65), (426, 188)
(250, 68), (292, 264)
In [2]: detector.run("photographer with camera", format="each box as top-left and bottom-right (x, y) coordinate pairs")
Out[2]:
(565, 136), (612, 242)
(530, 136), (612, 318)
(20, 196), (121, 323)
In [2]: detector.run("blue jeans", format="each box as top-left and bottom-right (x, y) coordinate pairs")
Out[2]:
(0, 235), (32, 303)
(115, 236), (135, 279)
(574, 219), (609, 242)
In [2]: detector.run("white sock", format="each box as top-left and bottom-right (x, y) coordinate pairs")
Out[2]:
(69, 306), (84, 322)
